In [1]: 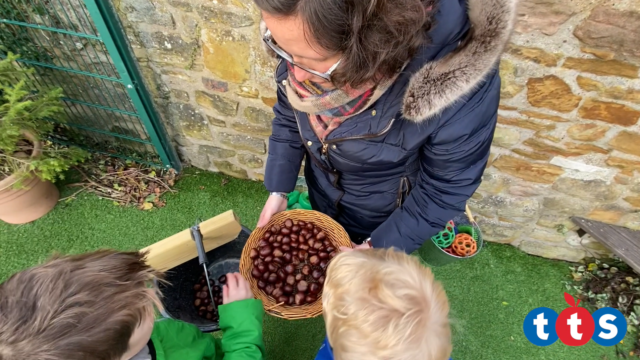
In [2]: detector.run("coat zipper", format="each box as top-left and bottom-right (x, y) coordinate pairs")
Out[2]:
(320, 118), (396, 164)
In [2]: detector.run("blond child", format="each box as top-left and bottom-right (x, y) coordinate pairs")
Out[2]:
(0, 250), (265, 360)
(316, 248), (452, 360)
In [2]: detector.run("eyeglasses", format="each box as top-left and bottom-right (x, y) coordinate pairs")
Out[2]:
(263, 29), (341, 81)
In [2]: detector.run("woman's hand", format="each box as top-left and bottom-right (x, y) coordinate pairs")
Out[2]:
(257, 194), (288, 227)
(222, 273), (253, 304)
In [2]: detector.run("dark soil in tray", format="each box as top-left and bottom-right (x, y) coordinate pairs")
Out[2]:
(159, 226), (251, 332)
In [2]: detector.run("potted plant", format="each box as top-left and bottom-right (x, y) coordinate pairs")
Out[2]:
(0, 52), (87, 224)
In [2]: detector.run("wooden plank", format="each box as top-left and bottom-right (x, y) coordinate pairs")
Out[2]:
(571, 217), (640, 273)
(142, 210), (242, 272)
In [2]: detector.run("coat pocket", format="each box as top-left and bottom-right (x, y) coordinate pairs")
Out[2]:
(396, 177), (411, 208)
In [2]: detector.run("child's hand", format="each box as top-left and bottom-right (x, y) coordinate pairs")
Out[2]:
(222, 272), (254, 304)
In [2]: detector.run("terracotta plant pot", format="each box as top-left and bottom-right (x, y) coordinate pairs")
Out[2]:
(0, 131), (60, 224)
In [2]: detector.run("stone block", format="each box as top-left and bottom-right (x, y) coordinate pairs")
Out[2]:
(236, 86), (260, 99)
(195, 91), (238, 116)
(139, 32), (193, 52)
(475, 218), (524, 244)
(567, 123), (609, 142)
(201, 6), (254, 28)
(542, 196), (592, 216)
(492, 155), (563, 184)
(587, 206), (625, 224)
(202, 28), (250, 83)
(492, 126), (520, 148)
(213, 160), (248, 179)
(199, 145), (236, 159)
(238, 154), (264, 169)
(519, 110), (569, 123)
(262, 97), (277, 107)
(170, 103), (212, 141)
(219, 133), (266, 154)
(551, 177), (620, 202)
(515, 0), (586, 35)
(119, 0), (174, 28)
(171, 89), (189, 102)
(527, 76), (582, 113)
(472, 195), (540, 222)
(507, 44), (560, 67)
(578, 99), (640, 127)
(606, 156), (640, 173)
(244, 107), (273, 126)
(621, 212), (640, 230)
(499, 59), (524, 99)
(609, 131), (640, 157)
(498, 116), (555, 132)
(518, 240), (586, 262)
(511, 149), (552, 161)
(563, 57), (638, 79)
(231, 122), (272, 137)
(202, 78), (229, 92)
(624, 196), (640, 208)
(574, 6), (640, 59)
(207, 116), (227, 127)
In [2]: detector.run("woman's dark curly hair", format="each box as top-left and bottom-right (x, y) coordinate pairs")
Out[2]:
(255, 0), (437, 89)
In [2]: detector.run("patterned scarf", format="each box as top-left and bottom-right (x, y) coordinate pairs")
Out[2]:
(284, 62), (397, 141)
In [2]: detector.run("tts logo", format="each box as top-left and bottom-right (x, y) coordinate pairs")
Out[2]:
(523, 293), (627, 347)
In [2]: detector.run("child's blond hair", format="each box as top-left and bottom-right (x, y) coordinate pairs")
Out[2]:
(0, 250), (161, 360)
(323, 248), (451, 360)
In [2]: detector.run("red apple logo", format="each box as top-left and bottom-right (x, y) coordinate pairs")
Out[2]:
(555, 293), (595, 346)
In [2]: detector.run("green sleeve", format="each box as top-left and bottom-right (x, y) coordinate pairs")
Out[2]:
(217, 299), (266, 360)
(151, 318), (217, 360)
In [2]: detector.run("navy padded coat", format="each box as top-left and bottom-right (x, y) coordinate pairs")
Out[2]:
(263, 0), (517, 253)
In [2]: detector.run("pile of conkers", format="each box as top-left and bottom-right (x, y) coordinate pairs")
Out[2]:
(193, 273), (227, 321)
(250, 219), (338, 306)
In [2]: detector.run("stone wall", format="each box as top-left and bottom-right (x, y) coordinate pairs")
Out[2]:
(114, 0), (640, 262)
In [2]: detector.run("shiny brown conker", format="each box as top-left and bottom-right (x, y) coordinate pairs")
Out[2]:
(258, 239), (269, 248)
(263, 231), (272, 239)
(282, 236), (291, 245)
(194, 284), (202, 291)
(318, 252), (329, 260)
(283, 252), (292, 262)
(273, 248), (284, 258)
(306, 294), (317, 303)
(309, 282), (321, 294)
(301, 264), (311, 276)
(284, 264), (295, 274)
(252, 267), (262, 279)
(292, 225), (300, 233)
(273, 241), (281, 248)
(284, 219), (293, 228)
(277, 295), (289, 304)
(265, 284), (275, 294)
(283, 284), (294, 294)
(299, 244), (310, 251)
(318, 276), (325, 285)
(308, 248), (318, 255)
(273, 257), (284, 265)
(282, 244), (291, 252)
(194, 299), (202, 307)
(294, 292), (306, 306)
(257, 280), (267, 290)
(277, 269), (287, 281)
(319, 260), (329, 269)
(264, 255), (273, 263)
(272, 287), (284, 298)
(268, 273), (278, 283)
(267, 263), (278, 273)
(309, 255), (320, 266)
(295, 273), (304, 281)
(281, 227), (291, 235)
(297, 280), (308, 292)
(312, 269), (323, 280)
(259, 245), (272, 257)
(286, 275), (296, 286)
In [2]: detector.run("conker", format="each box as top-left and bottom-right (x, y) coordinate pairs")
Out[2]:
(194, 284), (202, 291)
(323, 240), (331, 247)
(312, 269), (323, 280)
(249, 248), (259, 260)
(317, 231), (326, 241)
(206, 312), (213, 320)
(257, 280), (267, 290)
(292, 225), (300, 233)
(277, 295), (289, 304)
(258, 239), (269, 248)
(313, 242), (323, 250)
(292, 249), (299, 256)
(309, 255), (320, 266)
(291, 256), (301, 265)
(306, 223), (314, 230)
(306, 294), (317, 303)
(194, 299), (202, 307)
(318, 252), (329, 260)
(273, 257), (284, 265)
(263, 231), (272, 239)
(277, 235), (284, 242)
(320, 260), (329, 269)
(284, 264), (295, 274)
(277, 269), (287, 281)
(199, 306), (207, 312)
(284, 219), (293, 228)
(262, 272), (270, 281)
(299, 244), (310, 251)
(264, 256), (273, 263)
(283, 284), (294, 294)
(295, 273), (304, 281)
(282, 244), (291, 252)
(273, 248), (284, 258)
(282, 236), (291, 245)
(281, 227), (291, 235)
(301, 264), (311, 276)
(329, 252), (338, 259)
(283, 252), (292, 262)
(253, 258), (262, 267)
(294, 292), (306, 306)
(259, 245), (272, 257)
(286, 275), (296, 286)
(272, 287), (284, 298)
(265, 284), (275, 294)
(290, 233), (298, 241)
(326, 246), (335, 253)
(308, 248), (318, 255)
(300, 229), (309, 237)
(268, 273), (278, 283)
(198, 291), (208, 299)
(318, 276), (325, 285)
(288, 296), (295, 306)
(298, 250), (308, 260)
(203, 297), (211, 305)
(273, 242), (281, 248)
(298, 220), (306, 227)
(267, 263), (278, 273)
(297, 280), (309, 293)
(207, 304), (215, 312)
(270, 226), (278, 233)
(309, 283), (321, 294)
(252, 267), (262, 279)
(308, 239), (316, 247)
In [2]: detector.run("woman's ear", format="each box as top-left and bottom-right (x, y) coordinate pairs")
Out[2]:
(260, 19), (278, 59)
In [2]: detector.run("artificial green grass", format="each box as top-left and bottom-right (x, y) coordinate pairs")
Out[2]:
(0, 168), (627, 359)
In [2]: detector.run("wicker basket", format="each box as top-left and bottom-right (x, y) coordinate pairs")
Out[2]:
(240, 210), (352, 319)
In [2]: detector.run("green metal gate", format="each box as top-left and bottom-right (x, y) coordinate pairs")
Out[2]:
(0, 0), (181, 170)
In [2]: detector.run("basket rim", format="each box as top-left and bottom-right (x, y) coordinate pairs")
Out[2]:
(240, 209), (352, 319)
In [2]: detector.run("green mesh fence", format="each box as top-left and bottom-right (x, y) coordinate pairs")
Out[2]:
(0, 0), (180, 169)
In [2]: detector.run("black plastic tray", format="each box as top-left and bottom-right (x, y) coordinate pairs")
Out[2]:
(158, 226), (251, 332)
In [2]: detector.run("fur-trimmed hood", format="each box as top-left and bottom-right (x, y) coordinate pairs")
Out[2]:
(260, 0), (517, 123)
